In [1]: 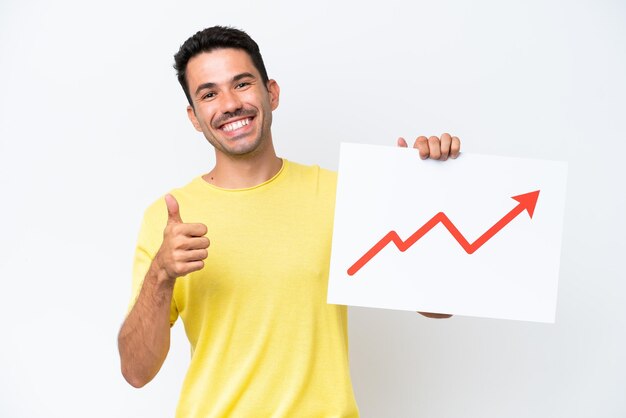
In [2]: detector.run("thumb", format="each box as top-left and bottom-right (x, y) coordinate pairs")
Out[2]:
(397, 137), (408, 147)
(165, 194), (183, 224)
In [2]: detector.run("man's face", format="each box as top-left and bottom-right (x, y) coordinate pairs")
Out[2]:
(185, 48), (279, 157)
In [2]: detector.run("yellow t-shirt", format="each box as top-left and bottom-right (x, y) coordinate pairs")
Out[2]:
(129, 160), (359, 418)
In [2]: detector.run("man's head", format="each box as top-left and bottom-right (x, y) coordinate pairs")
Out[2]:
(174, 26), (270, 108)
(174, 27), (280, 159)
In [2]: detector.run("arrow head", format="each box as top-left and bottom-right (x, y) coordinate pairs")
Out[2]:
(511, 190), (540, 218)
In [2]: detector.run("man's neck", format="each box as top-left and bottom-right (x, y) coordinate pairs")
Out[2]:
(202, 149), (283, 189)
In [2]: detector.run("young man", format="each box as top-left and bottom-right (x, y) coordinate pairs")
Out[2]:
(118, 26), (460, 417)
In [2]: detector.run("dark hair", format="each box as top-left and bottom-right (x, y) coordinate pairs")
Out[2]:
(173, 26), (270, 107)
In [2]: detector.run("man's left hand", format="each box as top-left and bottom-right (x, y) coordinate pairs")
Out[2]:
(397, 133), (461, 160)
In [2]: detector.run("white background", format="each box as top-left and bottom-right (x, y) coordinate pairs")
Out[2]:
(1, 0), (624, 417)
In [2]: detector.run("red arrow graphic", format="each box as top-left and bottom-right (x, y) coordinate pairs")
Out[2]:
(347, 190), (540, 276)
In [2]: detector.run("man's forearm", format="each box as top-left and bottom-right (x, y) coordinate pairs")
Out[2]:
(118, 262), (175, 388)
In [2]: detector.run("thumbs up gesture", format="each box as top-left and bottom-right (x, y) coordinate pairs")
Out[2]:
(154, 194), (210, 281)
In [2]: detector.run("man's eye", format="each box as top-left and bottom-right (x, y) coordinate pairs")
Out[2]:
(235, 82), (250, 89)
(202, 92), (216, 100)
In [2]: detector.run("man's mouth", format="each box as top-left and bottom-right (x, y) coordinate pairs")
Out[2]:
(219, 117), (253, 133)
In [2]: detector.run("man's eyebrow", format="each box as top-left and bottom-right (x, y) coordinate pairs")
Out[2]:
(233, 72), (256, 82)
(194, 72), (257, 96)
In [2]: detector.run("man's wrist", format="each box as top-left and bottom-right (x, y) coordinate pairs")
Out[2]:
(149, 257), (176, 289)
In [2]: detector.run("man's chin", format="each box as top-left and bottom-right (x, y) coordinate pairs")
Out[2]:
(222, 141), (263, 157)
(206, 134), (264, 157)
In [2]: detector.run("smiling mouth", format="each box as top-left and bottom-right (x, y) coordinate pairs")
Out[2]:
(220, 117), (253, 133)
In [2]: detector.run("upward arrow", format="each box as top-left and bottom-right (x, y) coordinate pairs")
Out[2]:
(347, 190), (541, 276)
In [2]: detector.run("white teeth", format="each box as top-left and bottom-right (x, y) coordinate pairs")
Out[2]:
(222, 118), (250, 132)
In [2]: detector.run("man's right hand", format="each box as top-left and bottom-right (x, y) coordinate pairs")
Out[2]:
(154, 194), (210, 281)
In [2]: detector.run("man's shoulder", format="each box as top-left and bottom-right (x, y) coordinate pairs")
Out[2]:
(283, 160), (337, 204)
(285, 160), (337, 184)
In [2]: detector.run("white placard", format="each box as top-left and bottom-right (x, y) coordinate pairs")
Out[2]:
(328, 143), (568, 323)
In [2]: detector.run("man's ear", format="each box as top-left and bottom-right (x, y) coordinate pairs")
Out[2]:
(267, 79), (280, 111)
(186, 105), (202, 132)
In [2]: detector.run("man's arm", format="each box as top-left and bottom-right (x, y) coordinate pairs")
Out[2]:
(118, 263), (176, 387)
(398, 133), (461, 320)
(118, 194), (209, 387)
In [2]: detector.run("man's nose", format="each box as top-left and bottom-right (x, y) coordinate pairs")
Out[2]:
(220, 90), (243, 114)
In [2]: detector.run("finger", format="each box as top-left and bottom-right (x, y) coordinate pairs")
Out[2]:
(440, 132), (452, 161)
(181, 248), (208, 262)
(177, 260), (205, 276)
(180, 222), (208, 237)
(428, 136), (442, 160)
(165, 194), (183, 224)
(181, 236), (210, 250)
(186, 260), (205, 274)
(397, 137), (408, 147)
(450, 136), (461, 159)
(413, 136), (429, 159)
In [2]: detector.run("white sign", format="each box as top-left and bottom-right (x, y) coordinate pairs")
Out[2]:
(328, 143), (568, 323)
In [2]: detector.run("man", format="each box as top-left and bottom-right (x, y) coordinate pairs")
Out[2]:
(118, 26), (460, 417)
